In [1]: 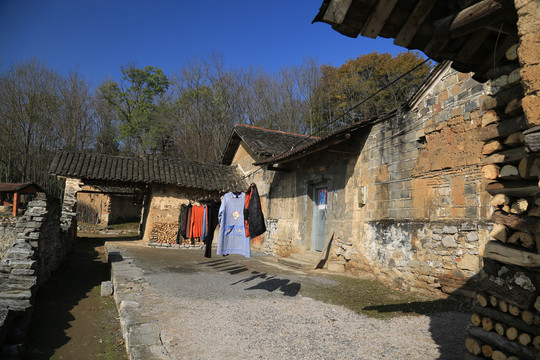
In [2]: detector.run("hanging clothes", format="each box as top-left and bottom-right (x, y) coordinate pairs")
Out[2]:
(204, 201), (220, 258)
(244, 183), (266, 239)
(217, 192), (250, 258)
(185, 205), (193, 239)
(190, 205), (206, 238)
(177, 204), (188, 243)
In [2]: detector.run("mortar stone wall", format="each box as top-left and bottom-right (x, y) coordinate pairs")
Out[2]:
(258, 68), (492, 296)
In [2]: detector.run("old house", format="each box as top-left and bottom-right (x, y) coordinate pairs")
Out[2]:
(0, 182), (43, 217)
(311, 0), (539, 358)
(224, 62), (492, 297)
(76, 185), (142, 225)
(49, 152), (246, 244)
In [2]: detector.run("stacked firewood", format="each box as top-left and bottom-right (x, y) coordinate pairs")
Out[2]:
(466, 43), (540, 360)
(149, 222), (178, 244)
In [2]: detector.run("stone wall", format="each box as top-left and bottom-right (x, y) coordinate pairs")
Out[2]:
(230, 141), (276, 251)
(0, 188), (77, 359)
(141, 184), (214, 245)
(0, 218), (17, 260)
(260, 67), (493, 296)
(462, 3), (540, 359)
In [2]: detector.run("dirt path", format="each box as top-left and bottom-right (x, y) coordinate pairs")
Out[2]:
(24, 236), (127, 360)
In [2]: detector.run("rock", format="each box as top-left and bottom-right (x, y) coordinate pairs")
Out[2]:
(443, 226), (458, 234)
(101, 281), (113, 297)
(442, 236), (457, 248)
(466, 232), (478, 242)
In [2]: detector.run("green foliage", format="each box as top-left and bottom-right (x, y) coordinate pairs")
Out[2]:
(99, 65), (170, 155)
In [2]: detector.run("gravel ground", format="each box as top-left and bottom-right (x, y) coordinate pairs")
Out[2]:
(112, 244), (469, 360)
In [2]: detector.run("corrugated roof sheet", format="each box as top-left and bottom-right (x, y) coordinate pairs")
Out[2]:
(50, 152), (247, 192)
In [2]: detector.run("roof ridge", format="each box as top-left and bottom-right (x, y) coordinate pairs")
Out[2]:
(235, 123), (320, 138)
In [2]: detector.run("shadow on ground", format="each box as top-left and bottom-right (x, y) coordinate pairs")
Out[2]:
(199, 258), (302, 296)
(24, 236), (128, 360)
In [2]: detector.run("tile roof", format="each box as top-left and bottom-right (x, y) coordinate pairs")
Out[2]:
(0, 182), (43, 193)
(50, 152), (247, 192)
(221, 124), (319, 165)
(254, 113), (394, 166)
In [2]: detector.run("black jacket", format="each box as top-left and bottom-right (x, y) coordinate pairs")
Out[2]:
(245, 183), (266, 239)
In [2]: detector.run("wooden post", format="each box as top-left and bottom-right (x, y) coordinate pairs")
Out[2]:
(13, 192), (19, 217)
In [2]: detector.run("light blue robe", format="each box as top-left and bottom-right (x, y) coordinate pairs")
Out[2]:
(217, 192), (250, 258)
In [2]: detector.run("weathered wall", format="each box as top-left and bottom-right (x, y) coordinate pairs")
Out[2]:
(77, 186), (140, 225)
(142, 185), (210, 244)
(262, 67), (492, 296)
(0, 188), (77, 359)
(230, 141), (276, 251)
(0, 218), (17, 260)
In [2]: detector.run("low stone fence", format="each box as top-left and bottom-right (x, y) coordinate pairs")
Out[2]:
(0, 192), (77, 359)
(0, 218), (17, 261)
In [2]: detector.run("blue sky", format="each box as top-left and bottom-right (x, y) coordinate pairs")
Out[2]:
(0, 0), (409, 85)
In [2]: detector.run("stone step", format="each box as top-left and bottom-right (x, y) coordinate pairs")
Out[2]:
(290, 252), (321, 263)
(277, 257), (313, 270)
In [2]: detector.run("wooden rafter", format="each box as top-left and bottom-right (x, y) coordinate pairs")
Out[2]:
(323, 0), (354, 24)
(457, 29), (490, 62)
(394, 0), (436, 47)
(425, 0), (513, 57)
(361, 0), (399, 39)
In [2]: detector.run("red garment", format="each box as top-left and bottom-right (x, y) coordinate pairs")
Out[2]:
(190, 205), (205, 238)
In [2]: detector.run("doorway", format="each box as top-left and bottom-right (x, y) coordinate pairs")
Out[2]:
(311, 186), (327, 252)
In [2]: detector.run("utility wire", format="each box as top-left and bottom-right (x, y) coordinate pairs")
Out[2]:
(214, 57), (432, 197)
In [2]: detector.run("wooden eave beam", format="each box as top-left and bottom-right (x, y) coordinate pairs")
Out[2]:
(361, 0), (399, 39)
(323, 0), (354, 25)
(424, 0), (514, 57)
(449, 0), (513, 39)
(457, 29), (490, 62)
(394, 0), (436, 47)
(266, 165), (290, 172)
(328, 145), (360, 154)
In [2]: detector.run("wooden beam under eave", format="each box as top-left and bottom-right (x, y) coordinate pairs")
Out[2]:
(361, 0), (398, 39)
(424, 0), (514, 57)
(449, 0), (513, 39)
(323, 0), (354, 25)
(481, 33), (519, 72)
(394, 0), (436, 47)
(457, 29), (491, 62)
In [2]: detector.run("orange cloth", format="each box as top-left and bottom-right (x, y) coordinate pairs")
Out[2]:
(190, 205), (205, 238)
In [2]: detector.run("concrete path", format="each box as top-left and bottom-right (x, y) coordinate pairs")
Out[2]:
(106, 242), (313, 359)
(105, 241), (469, 360)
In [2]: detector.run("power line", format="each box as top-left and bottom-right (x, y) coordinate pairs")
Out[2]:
(221, 57), (432, 194)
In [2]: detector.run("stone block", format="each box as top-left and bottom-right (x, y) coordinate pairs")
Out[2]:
(101, 281), (113, 297)
(442, 226), (458, 234)
(327, 261), (346, 273)
(466, 232), (478, 242)
(442, 236), (457, 248)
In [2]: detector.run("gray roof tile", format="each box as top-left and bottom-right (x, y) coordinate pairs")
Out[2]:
(50, 151), (247, 192)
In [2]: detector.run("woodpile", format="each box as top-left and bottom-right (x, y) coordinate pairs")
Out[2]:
(150, 222), (179, 244)
(468, 42), (540, 359)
